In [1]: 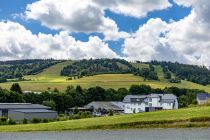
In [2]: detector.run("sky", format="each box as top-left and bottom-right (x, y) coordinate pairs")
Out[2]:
(0, 0), (210, 66)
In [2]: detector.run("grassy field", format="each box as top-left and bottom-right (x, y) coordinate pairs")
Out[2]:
(1, 61), (210, 92)
(0, 106), (210, 132)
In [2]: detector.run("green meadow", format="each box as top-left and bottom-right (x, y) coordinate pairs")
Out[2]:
(1, 61), (210, 92)
(0, 106), (210, 132)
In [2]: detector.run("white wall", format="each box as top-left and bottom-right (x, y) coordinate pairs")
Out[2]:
(124, 97), (178, 114)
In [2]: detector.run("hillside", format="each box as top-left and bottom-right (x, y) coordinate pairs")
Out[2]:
(0, 59), (210, 92)
(0, 106), (210, 132)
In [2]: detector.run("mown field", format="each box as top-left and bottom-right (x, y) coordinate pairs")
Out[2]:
(1, 61), (210, 92)
(0, 106), (210, 132)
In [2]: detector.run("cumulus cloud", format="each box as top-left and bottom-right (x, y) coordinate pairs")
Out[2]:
(0, 21), (118, 60)
(123, 0), (210, 65)
(24, 0), (171, 41)
(24, 0), (130, 41)
(94, 0), (171, 18)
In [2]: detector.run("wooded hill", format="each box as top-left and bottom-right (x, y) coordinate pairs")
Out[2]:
(0, 58), (210, 86)
(0, 59), (62, 82)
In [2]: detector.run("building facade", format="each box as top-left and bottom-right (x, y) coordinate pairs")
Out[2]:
(123, 94), (178, 114)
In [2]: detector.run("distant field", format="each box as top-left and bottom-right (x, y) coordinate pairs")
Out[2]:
(1, 61), (210, 92)
(0, 106), (210, 132)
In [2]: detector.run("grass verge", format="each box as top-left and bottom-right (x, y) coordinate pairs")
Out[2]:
(0, 106), (210, 132)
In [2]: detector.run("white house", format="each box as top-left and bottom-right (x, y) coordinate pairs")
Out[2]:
(123, 94), (178, 114)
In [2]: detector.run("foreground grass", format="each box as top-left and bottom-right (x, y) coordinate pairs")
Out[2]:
(0, 106), (210, 132)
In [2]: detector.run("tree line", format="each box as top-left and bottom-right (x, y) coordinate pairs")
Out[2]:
(151, 61), (210, 85)
(61, 59), (159, 80)
(0, 59), (63, 82)
(0, 83), (203, 113)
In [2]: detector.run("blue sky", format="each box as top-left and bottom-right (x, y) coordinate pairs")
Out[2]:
(0, 0), (209, 66)
(0, 0), (191, 55)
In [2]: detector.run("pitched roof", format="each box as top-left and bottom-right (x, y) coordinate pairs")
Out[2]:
(0, 103), (50, 109)
(197, 93), (210, 101)
(123, 94), (177, 103)
(123, 95), (147, 103)
(84, 101), (124, 111)
(9, 109), (57, 113)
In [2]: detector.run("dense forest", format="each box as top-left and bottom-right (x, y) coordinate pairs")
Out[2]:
(61, 59), (158, 80)
(0, 83), (201, 113)
(151, 61), (210, 85)
(0, 59), (63, 82)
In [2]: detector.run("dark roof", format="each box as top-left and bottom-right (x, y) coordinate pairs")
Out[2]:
(9, 109), (57, 113)
(84, 102), (124, 111)
(197, 93), (210, 101)
(0, 103), (50, 109)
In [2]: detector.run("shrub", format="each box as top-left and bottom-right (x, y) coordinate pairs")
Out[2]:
(32, 118), (41, 123)
(7, 119), (16, 125)
(0, 117), (7, 122)
(108, 110), (114, 116)
(22, 118), (28, 124)
(42, 119), (49, 123)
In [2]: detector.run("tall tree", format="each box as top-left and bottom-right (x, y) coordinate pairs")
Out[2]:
(10, 83), (22, 94)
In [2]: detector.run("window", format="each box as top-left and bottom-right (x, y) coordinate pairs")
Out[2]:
(2, 109), (8, 117)
(149, 98), (152, 102)
(149, 103), (152, 107)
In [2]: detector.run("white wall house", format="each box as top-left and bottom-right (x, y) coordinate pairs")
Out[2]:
(123, 94), (178, 114)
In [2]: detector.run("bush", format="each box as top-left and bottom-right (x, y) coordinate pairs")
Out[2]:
(108, 110), (114, 116)
(42, 119), (49, 123)
(32, 118), (41, 123)
(7, 119), (16, 125)
(0, 117), (7, 122)
(22, 118), (28, 124)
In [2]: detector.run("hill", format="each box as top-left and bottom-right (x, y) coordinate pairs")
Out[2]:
(0, 59), (62, 81)
(0, 59), (210, 92)
(0, 106), (210, 132)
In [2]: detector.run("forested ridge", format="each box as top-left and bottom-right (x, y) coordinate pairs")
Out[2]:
(61, 59), (159, 80)
(0, 59), (63, 81)
(1, 59), (210, 86)
(151, 61), (210, 85)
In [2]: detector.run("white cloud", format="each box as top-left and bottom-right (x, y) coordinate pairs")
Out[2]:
(0, 21), (118, 60)
(24, 0), (171, 41)
(123, 0), (210, 65)
(94, 0), (171, 18)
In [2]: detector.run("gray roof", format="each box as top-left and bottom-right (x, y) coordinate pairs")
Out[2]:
(84, 101), (124, 111)
(162, 94), (177, 100)
(0, 103), (50, 110)
(123, 94), (177, 103)
(123, 95), (147, 103)
(197, 93), (210, 101)
(10, 109), (57, 113)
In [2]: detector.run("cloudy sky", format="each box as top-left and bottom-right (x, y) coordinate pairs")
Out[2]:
(0, 0), (210, 65)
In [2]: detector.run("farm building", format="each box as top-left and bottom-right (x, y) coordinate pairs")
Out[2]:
(70, 102), (124, 116)
(84, 101), (124, 115)
(0, 103), (57, 121)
